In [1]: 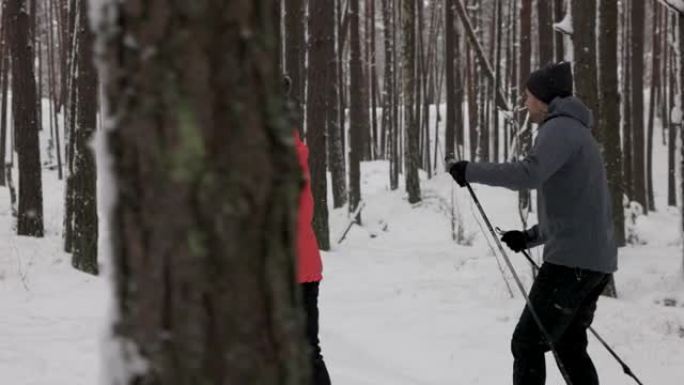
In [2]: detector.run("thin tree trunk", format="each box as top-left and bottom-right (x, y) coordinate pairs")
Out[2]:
(403, 0), (420, 203)
(599, 0), (624, 296)
(0, 6), (7, 186)
(668, 12), (677, 207)
(554, 0), (564, 62)
(538, 0), (553, 66)
(350, 0), (367, 220)
(646, 1), (661, 212)
(573, 0), (600, 139)
(445, 0), (456, 159)
(8, 0), (44, 237)
(70, 0), (98, 274)
(519, 0), (532, 225)
(307, 0), (331, 250)
(623, 0), (634, 200)
(285, 0), (305, 134)
(632, 0), (647, 211)
(329, 0), (348, 209)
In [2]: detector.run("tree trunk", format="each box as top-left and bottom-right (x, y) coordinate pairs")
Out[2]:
(382, 0), (398, 189)
(0, 7), (8, 186)
(350, 0), (367, 220)
(623, 0), (634, 200)
(632, 0), (647, 211)
(403, 0), (421, 203)
(554, 0), (564, 62)
(668, 12), (677, 207)
(538, 0), (554, 66)
(8, 0), (44, 237)
(519, 0), (532, 225)
(285, 0), (305, 134)
(445, 0), (456, 158)
(679, 11), (684, 276)
(369, 0), (379, 160)
(328, 0), (347, 209)
(599, 0), (624, 297)
(68, 0), (98, 274)
(95, 0), (310, 382)
(573, 0), (600, 140)
(646, 1), (661, 212)
(307, 0), (331, 250)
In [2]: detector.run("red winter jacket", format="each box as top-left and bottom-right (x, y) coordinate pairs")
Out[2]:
(294, 132), (323, 283)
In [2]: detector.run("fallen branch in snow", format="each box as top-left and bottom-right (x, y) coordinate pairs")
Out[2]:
(337, 201), (366, 245)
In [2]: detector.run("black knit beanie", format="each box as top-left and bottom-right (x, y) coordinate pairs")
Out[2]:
(526, 62), (573, 104)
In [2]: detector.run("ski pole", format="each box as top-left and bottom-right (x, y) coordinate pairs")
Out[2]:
(471, 186), (645, 385)
(464, 183), (574, 385)
(517, 250), (645, 385)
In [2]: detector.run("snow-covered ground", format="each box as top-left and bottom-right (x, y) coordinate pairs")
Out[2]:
(0, 104), (683, 384)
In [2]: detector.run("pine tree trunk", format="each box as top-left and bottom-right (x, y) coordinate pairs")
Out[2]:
(668, 12), (677, 207)
(383, 0), (399, 190)
(538, 0), (553, 65)
(632, 0), (647, 212)
(8, 0), (44, 237)
(285, 0), (305, 134)
(519, 0), (532, 224)
(573, 0), (600, 140)
(623, 0), (634, 200)
(95, 0), (309, 382)
(328, 0), (347, 209)
(0, 8), (7, 186)
(646, 1), (660, 212)
(445, 0), (456, 158)
(370, 0), (379, 160)
(70, 0), (98, 274)
(554, 0), (564, 62)
(350, 0), (367, 220)
(599, 0), (624, 296)
(679, 11), (684, 275)
(403, 0), (420, 203)
(307, 0), (331, 250)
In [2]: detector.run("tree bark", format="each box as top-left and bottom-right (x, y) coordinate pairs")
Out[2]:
(554, 0), (565, 62)
(599, 0), (624, 296)
(285, 0), (305, 134)
(632, 0), (648, 211)
(8, 0), (44, 237)
(403, 0), (421, 203)
(646, 1), (661, 212)
(328, 0), (348, 209)
(623, 0), (634, 200)
(69, 0), (99, 274)
(307, 0), (331, 250)
(350, 0), (367, 219)
(573, 0), (600, 140)
(95, 0), (309, 382)
(538, 0), (554, 66)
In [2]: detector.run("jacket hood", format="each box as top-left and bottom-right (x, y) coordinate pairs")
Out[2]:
(545, 96), (593, 129)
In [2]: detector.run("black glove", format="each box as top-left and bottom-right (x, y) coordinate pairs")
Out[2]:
(501, 230), (528, 253)
(448, 161), (469, 187)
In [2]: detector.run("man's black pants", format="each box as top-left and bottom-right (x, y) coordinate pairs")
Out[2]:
(302, 282), (331, 385)
(512, 262), (611, 385)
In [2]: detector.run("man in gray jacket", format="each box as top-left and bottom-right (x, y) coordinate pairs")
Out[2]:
(448, 62), (616, 385)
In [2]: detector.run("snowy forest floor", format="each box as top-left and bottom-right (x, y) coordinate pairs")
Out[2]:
(1, 122), (684, 384)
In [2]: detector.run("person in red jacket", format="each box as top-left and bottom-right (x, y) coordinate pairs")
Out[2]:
(287, 76), (331, 385)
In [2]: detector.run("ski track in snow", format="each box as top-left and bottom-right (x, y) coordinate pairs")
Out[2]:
(0, 104), (683, 384)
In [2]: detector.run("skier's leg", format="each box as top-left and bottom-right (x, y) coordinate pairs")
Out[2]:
(301, 282), (332, 385)
(556, 273), (610, 385)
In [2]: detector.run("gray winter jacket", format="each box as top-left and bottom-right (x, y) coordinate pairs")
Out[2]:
(466, 96), (617, 273)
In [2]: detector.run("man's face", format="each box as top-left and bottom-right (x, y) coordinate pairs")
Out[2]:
(525, 89), (549, 124)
